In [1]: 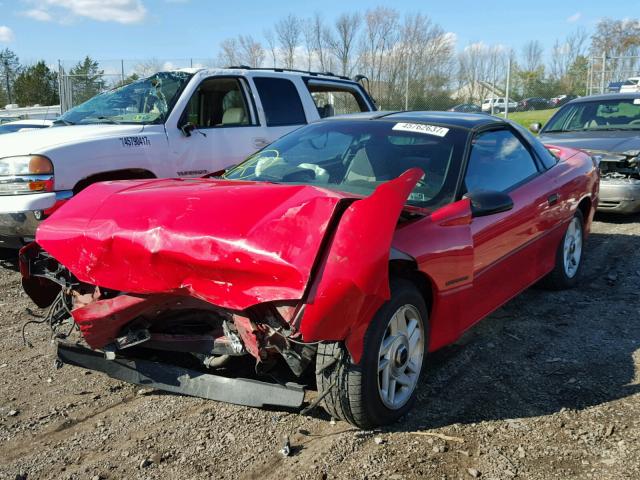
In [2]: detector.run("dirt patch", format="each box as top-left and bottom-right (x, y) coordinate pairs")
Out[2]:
(1, 215), (639, 480)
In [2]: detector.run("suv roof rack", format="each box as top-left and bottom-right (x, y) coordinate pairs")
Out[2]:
(226, 66), (352, 81)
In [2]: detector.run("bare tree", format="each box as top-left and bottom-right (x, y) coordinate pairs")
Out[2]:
(263, 29), (278, 68)
(133, 58), (164, 76)
(590, 19), (640, 84)
(312, 13), (329, 71)
(457, 43), (507, 103)
(276, 14), (301, 69)
(238, 35), (265, 67)
(300, 18), (316, 70)
(550, 28), (588, 79)
(218, 38), (240, 67)
(325, 12), (361, 76)
(521, 40), (543, 72)
(359, 6), (399, 101)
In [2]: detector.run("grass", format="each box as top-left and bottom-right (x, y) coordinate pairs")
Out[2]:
(506, 108), (559, 129)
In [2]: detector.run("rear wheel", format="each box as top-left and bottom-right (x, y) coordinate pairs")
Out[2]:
(316, 279), (428, 428)
(541, 210), (584, 289)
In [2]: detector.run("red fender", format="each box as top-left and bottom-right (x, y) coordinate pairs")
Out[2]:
(299, 168), (424, 364)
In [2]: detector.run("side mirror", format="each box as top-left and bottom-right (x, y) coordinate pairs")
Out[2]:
(529, 122), (542, 134)
(180, 122), (196, 137)
(468, 190), (514, 218)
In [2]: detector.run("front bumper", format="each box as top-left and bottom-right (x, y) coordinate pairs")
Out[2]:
(598, 178), (640, 214)
(0, 191), (73, 246)
(56, 341), (305, 409)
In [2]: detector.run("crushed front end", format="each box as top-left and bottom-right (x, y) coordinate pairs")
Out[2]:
(594, 149), (640, 213)
(20, 242), (311, 408)
(19, 171), (423, 410)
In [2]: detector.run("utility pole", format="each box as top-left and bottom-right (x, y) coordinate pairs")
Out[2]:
(3, 58), (11, 105)
(404, 57), (409, 111)
(504, 57), (511, 119)
(600, 51), (606, 94)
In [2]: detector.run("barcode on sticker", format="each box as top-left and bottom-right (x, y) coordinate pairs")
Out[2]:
(392, 123), (449, 137)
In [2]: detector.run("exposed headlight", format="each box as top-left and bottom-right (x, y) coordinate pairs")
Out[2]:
(0, 155), (53, 175)
(0, 155), (54, 195)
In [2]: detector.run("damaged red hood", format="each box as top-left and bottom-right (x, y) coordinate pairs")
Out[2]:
(36, 178), (351, 310)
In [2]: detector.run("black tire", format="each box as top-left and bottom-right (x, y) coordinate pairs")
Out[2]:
(316, 278), (428, 428)
(541, 210), (585, 290)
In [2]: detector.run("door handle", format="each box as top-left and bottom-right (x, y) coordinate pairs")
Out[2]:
(548, 193), (559, 206)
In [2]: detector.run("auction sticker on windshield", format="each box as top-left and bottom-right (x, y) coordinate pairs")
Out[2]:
(392, 123), (449, 137)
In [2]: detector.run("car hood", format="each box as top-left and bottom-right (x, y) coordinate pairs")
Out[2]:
(539, 130), (640, 154)
(0, 124), (149, 157)
(30, 170), (425, 361)
(36, 177), (358, 311)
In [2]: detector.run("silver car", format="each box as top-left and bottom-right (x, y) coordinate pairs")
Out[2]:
(535, 93), (640, 214)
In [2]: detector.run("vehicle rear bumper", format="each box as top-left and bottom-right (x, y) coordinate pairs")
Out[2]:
(0, 190), (73, 246)
(597, 178), (640, 214)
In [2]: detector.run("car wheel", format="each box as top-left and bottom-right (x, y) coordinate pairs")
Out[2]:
(315, 278), (428, 428)
(528, 105), (535, 111)
(541, 210), (584, 290)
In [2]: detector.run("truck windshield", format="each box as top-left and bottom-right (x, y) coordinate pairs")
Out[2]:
(56, 71), (193, 126)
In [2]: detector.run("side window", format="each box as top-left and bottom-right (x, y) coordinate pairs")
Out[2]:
(465, 129), (539, 193)
(512, 122), (558, 169)
(184, 77), (251, 128)
(306, 81), (368, 117)
(253, 77), (306, 126)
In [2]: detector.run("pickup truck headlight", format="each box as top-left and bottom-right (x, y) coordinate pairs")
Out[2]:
(0, 155), (54, 195)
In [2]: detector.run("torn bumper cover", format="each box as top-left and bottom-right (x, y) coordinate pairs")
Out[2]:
(56, 341), (305, 409)
(21, 170), (424, 404)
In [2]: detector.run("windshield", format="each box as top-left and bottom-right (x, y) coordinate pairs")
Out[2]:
(57, 71), (193, 126)
(543, 98), (640, 132)
(224, 120), (468, 208)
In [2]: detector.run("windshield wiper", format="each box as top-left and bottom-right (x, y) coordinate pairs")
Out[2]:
(95, 116), (122, 124)
(53, 119), (75, 126)
(542, 128), (584, 133)
(586, 126), (640, 132)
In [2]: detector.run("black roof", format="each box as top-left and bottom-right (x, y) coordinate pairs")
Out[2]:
(328, 110), (503, 130)
(569, 92), (640, 103)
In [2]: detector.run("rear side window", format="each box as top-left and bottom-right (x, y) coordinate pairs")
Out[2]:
(253, 77), (306, 127)
(306, 81), (368, 117)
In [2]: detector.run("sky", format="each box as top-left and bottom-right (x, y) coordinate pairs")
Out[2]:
(0, 0), (634, 68)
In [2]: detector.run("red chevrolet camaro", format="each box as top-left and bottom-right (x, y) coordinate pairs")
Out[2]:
(20, 111), (599, 428)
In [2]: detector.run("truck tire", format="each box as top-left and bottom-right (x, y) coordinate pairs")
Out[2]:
(315, 279), (428, 428)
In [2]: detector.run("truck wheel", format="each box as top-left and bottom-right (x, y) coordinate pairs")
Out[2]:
(315, 279), (428, 428)
(541, 210), (584, 290)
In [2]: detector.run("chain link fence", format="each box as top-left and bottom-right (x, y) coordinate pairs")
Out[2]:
(51, 55), (640, 125)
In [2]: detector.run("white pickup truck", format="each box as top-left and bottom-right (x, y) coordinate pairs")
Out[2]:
(0, 68), (376, 247)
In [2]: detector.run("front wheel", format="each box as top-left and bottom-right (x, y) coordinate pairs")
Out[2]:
(316, 279), (428, 428)
(541, 210), (584, 289)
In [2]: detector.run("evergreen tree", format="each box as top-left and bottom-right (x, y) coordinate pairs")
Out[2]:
(14, 61), (59, 106)
(0, 48), (21, 105)
(69, 56), (106, 105)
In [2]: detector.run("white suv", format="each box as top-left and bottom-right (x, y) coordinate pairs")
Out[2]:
(0, 68), (376, 247)
(481, 97), (518, 113)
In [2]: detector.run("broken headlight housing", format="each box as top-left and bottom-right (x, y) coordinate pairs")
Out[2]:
(0, 155), (54, 194)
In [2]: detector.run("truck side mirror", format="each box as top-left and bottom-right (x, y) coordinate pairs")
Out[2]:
(180, 122), (196, 137)
(529, 122), (542, 134)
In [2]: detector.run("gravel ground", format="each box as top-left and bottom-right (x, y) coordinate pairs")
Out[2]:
(1, 214), (639, 480)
